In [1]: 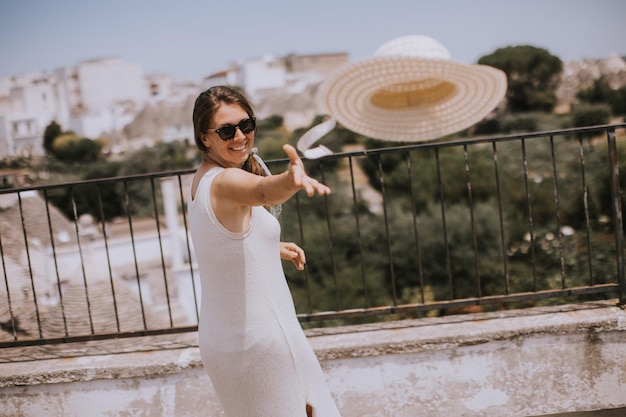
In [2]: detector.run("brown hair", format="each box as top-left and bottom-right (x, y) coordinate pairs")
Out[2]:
(192, 86), (266, 176)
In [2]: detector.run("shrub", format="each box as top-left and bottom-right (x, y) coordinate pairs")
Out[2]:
(501, 113), (540, 133)
(571, 103), (611, 127)
(52, 133), (102, 162)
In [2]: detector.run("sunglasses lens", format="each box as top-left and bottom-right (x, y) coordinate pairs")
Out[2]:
(240, 118), (256, 134)
(217, 125), (236, 140)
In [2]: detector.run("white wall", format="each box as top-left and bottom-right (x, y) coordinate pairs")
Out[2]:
(238, 56), (286, 99)
(67, 108), (113, 139)
(0, 116), (12, 155)
(0, 115), (43, 156)
(77, 58), (149, 114)
(1, 302), (624, 417)
(0, 74), (69, 156)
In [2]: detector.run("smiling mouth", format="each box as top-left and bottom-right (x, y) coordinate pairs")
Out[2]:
(230, 141), (248, 152)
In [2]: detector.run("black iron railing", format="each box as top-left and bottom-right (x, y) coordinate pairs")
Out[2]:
(1, 124), (625, 348)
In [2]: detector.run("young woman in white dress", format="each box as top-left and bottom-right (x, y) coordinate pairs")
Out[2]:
(188, 86), (342, 417)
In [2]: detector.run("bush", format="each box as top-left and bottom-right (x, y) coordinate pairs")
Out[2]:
(501, 113), (540, 133)
(577, 78), (626, 117)
(611, 86), (626, 116)
(51, 133), (102, 162)
(473, 118), (501, 135)
(571, 103), (611, 127)
(258, 114), (284, 130)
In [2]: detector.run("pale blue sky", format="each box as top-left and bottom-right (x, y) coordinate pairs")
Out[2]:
(1, 0), (624, 82)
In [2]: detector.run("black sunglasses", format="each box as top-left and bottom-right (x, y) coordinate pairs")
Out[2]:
(209, 116), (256, 141)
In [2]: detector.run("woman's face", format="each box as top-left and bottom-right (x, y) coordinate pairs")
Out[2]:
(202, 103), (255, 168)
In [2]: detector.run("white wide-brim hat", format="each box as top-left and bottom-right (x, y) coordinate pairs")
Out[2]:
(298, 35), (507, 157)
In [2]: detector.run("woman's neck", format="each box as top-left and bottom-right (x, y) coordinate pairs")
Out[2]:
(203, 151), (244, 169)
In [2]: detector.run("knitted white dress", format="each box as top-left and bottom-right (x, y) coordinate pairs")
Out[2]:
(188, 167), (342, 417)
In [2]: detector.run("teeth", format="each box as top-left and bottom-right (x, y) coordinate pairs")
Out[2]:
(232, 142), (247, 151)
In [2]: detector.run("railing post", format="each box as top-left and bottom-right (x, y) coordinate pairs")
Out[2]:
(607, 128), (625, 305)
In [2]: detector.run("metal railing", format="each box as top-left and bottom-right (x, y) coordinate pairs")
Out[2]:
(1, 124), (625, 348)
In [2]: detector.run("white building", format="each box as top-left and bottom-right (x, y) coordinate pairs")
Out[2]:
(203, 68), (239, 90)
(55, 57), (148, 116)
(146, 73), (198, 105)
(0, 73), (66, 157)
(0, 58), (151, 157)
(235, 55), (286, 101)
(0, 115), (42, 157)
(54, 57), (150, 139)
(202, 55), (288, 101)
(0, 51), (349, 158)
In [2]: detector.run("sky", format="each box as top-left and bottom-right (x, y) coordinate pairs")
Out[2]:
(1, 0), (625, 82)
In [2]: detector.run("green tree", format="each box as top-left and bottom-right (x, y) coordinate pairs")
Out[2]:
(118, 141), (193, 175)
(80, 162), (125, 221)
(578, 78), (626, 117)
(258, 114), (284, 130)
(478, 45), (563, 113)
(43, 120), (62, 154)
(612, 86), (626, 116)
(577, 77), (613, 104)
(51, 133), (102, 163)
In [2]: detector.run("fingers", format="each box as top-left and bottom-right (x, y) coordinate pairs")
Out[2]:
(282, 144), (299, 162)
(302, 176), (331, 197)
(280, 241), (306, 270)
(282, 144), (331, 197)
(290, 244), (306, 270)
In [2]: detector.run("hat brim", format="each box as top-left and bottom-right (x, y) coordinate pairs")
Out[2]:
(318, 56), (507, 142)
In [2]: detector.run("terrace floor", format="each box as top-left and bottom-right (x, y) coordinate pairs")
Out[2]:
(537, 409), (626, 416)
(2, 302), (624, 417)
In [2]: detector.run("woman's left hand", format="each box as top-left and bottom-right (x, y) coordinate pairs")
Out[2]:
(280, 241), (306, 270)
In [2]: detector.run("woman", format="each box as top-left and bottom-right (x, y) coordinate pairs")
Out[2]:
(188, 86), (342, 417)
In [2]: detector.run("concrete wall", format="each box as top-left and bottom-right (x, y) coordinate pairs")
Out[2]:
(1, 301), (625, 417)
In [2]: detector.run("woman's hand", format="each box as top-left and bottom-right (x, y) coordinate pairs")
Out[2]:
(283, 144), (331, 197)
(248, 144), (330, 208)
(280, 241), (306, 270)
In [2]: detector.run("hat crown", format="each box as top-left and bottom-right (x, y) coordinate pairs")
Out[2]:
(374, 35), (451, 60)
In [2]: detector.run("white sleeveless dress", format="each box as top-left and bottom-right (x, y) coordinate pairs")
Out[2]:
(188, 167), (341, 417)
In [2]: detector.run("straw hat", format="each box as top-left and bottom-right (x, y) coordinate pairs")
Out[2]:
(314, 35), (507, 144)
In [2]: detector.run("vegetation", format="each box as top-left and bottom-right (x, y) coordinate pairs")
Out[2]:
(478, 45), (563, 113)
(43, 120), (62, 154)
(38, 120), (195, 220)
(571, 103), (612, 127)
(577, 77), (626, 116)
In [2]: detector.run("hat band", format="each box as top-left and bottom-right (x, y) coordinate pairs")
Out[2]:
(371, 79), (457, 109)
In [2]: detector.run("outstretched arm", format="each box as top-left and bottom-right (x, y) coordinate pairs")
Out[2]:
(213, 144), (331, 207)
